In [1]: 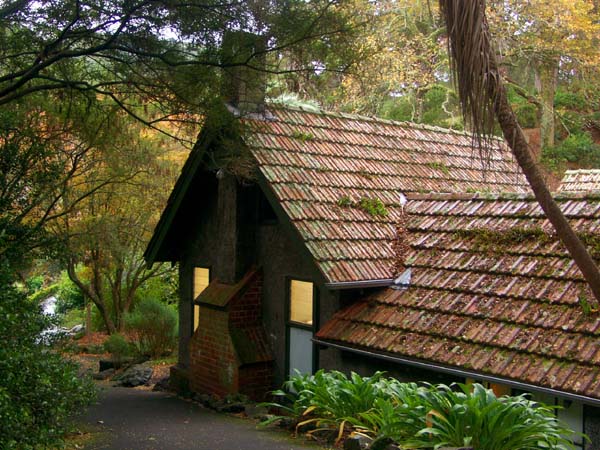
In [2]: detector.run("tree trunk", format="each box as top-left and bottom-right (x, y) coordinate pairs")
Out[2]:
(536, 57), (558, 149)
(492, 59), (600, 302)
(439, 0), (600, 304)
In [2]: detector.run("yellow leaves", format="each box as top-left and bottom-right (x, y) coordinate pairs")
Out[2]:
(488, 0), (600, 63)
(326, 0), (445, 114)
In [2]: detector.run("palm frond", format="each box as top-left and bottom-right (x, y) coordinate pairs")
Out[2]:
(439, 0), (499, 160)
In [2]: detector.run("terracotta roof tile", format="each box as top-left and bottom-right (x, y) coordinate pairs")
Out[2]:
(317, 194), (600, 402)
(559, 169), (600, 193)
(244, 106), (528, 283)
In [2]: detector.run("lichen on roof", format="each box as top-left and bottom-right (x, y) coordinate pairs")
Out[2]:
(242, 106), (529, 284)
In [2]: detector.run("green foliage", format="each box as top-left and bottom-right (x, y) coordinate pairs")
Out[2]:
(0, 268), (95, 450)
(379, 96), (415, 122)
(25, 274), (44, 292)
(263, 371), (578, 449)
(337, 196), (353, 207)
(402, 384), (577, 450)
(454, 227), (551, 253)
(27, 282), (59, 304)
(358, 197), (388, 217)
(426, 161), (451, 176)
(542, 132), (600, 170)
(125, 297), (178, 358)
(555, 89), (587, 111)
(56, 270), (85, 314)
(61, 308), (85, 329)
(104, 333), (133, 365)
(514, 103), (538, 128)
(291, 130), (316, 142)
(135, 269), (179, 306)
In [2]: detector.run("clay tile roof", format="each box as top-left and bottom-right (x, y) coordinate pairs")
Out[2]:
(559, 169), (600, 193)
(243, 106), (529, 284)
(316, 192), (600, 402)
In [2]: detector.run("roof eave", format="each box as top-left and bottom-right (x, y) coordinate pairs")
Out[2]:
(144, 126), (216, 266)
(313, 338), (600, 407)
(324, 279), (393, 290)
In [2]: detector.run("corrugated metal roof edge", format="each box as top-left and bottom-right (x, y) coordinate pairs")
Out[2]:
(313, 338), (600, 406)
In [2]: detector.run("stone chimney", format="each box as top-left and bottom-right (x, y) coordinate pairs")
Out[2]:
(221, 31), (267, 115)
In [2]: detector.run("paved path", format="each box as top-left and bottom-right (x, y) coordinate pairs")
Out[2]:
(81, 385), (321, 450)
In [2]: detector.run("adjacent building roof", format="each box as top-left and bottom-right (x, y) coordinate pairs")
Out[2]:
(316, 192), (600, 403)
(559, 169), (600, 193)
(245, 106), (528, 284)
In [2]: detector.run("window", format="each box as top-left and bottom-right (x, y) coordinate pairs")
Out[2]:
(287, 279), (315, 377)
(290, 280), (313, 325)
(193, 267), (210, 331)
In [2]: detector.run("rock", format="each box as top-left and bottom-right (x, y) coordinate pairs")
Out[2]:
(115, 364), (153, 387)
(216, 402), (245, 413)
(68, 324), (85, 334)
(344, 435), (373, 450)
(245, 403), (268, 419)
(277, 417), (295, 429)
(152, 376), (170, 392)
(93, 368), (115, 380)
(193, 393), (218, 408)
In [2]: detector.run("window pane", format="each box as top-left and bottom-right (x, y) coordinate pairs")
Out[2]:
(194, 305), (200, 332)
(193, 267), (210, 299)
(193, 267), (210, 331)
(290, 280), (313, 325)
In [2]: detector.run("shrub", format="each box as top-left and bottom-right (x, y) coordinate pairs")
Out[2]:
(542, 132), (600, 170)
(263, 371), (579, 450)
(401, 383), (578, 450)
(125, 297), (177, 358)
(0, 268), (95, 449)
(55, 270), (85, 314)
(104, 333), (132, 365)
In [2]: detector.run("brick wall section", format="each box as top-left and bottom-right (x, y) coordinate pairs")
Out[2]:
(189, 307), (239, 397)
(239, 362), (273, 401)
(230, 276), (262, 327)
(188, 271), (273, 400)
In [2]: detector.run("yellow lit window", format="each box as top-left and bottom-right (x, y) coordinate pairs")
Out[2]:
(465, 378), (511, 397)
(193, 267), (210, 331)
(290, 280), (313, 325)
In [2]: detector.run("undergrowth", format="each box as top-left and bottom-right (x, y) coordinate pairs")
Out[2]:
(260, 370), (580, 450)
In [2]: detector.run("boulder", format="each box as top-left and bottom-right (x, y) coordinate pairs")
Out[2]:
(114, 364), (153, 387)
(93, 368), (115, 380)
(68, 324), (85, 334)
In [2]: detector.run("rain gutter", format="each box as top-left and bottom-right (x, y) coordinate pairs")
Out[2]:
(313, 339), (600, 407)
(324, 279), (393, 290)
